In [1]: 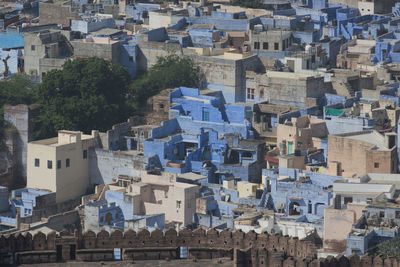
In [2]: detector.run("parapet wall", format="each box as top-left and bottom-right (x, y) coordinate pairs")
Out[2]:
(0, 228), (397, 266)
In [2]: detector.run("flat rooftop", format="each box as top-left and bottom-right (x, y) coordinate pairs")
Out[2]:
(30, 131), (95, 147)
(336, 131), (388, 150)
(177, 172), (207, 181)
(91, 28), (123, 36)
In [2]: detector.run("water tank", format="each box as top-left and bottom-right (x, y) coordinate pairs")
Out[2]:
(254, 24), (263, 34)
(305, 44), (312, 53)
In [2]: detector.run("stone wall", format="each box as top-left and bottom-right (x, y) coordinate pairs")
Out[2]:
(0, 228), (397, 266)
(89, 148), (148, 185)
(4, 104), (41, 184)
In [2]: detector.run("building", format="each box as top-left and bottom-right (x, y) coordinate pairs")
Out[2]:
(38, 1), (80, 28)
(23, 30), (75, 81)
(277, 116), (328, 155)
(84, 171), (200, 229)
(250, 28), (293, 56)
(245, 71), (326, 106)
(264, 176), (332, 218)
(327, 130), (397, 178)
(27, 130), (101, 203)
(71, 14), (115, 34)
(323, 180), (396, 253)
(141, 87), (265, 183)
(186, 48), (264, 103)
(336, 39), (376, 71)
(71, 33), (122, 65)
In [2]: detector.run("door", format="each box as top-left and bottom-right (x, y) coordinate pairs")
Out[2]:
(56, 245), (62, 262)
(69, 244), (76, 260)
(288, 142), (293, 154)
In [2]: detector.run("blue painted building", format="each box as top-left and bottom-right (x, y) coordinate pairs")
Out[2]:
(373, 31), (400, 64)
(10, 188), (53, 217)
(120, 41), (137, 78)
(85, 197), (165, 231)
(263, 176), (333, 217)
(188, 25), (221, 48)
(126, 3), (160, 21)
(141, 87), (265, 183)
(346, 202), (400, 256)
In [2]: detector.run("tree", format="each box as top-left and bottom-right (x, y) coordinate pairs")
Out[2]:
(374, 237), (400, 258)
(35, 57), (130, 138)
(0, 75), (35, 143)
(231, 0), (263, 9)
(0, 74), (35, 107)
(128, 54), (200, 109)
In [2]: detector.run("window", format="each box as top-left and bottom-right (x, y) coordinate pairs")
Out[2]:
(263, 42), (268, 50)
(274, 42), (279, 50)
(396, 211), (400, 219)
(66, 158), (70, 167)
(202, 109), (209, 121)
(176, 200), (181, 209)
(247, 88), (255, 100)
(47, 160), (52, 169)
(31, 45), (35, 51)
(374, 162), (379, 168)
(254, 42), (260, 50)
(379, 211), (385, 218)
(100, 216), (104, 222)
(57, 160), (61, 169)
(35, 158), (40, 167)
(159, 103), (164, 109)
(129, 56), (133, 63)
(83, 150), (88, 159)
(344, 197), (353, 204)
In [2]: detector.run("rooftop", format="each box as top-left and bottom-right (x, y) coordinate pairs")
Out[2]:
(30, 130), (96, 147)
(335, 131), (388, 150)
(177, 172), (207, 181)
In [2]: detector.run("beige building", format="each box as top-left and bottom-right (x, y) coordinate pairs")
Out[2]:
(323, 181), (396, 253)
(246, 71), (326, 106)
(237, 181), (258, 199)
(83, 171), (200, 229)
(327, 130), (397, 178)
(277, 116), (328, 154)
(336, 39), (376, 71)
(27, 130), (100, 203)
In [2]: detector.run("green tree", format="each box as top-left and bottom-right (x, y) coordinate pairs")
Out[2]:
(374, 237), (400, 258)
(35, 57), (130, 138)
(0, 75), (35, 143)
(128, 54), (200, 109)
(231, 0), (263, 9)
(0, 74), (35, 107)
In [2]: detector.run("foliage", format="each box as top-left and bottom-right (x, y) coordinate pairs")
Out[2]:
(35, 57), (131, 138)
(231, 0), (263, 9)
(128, 54), (199, 109)
(0, 55), (199, 141)
(0, 74), (35, 107)
(0, 75), (36, 144)
(373, 237), (400, 258)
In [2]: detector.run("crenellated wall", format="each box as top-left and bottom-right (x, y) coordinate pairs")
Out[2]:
(0, 228), (398, 266)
